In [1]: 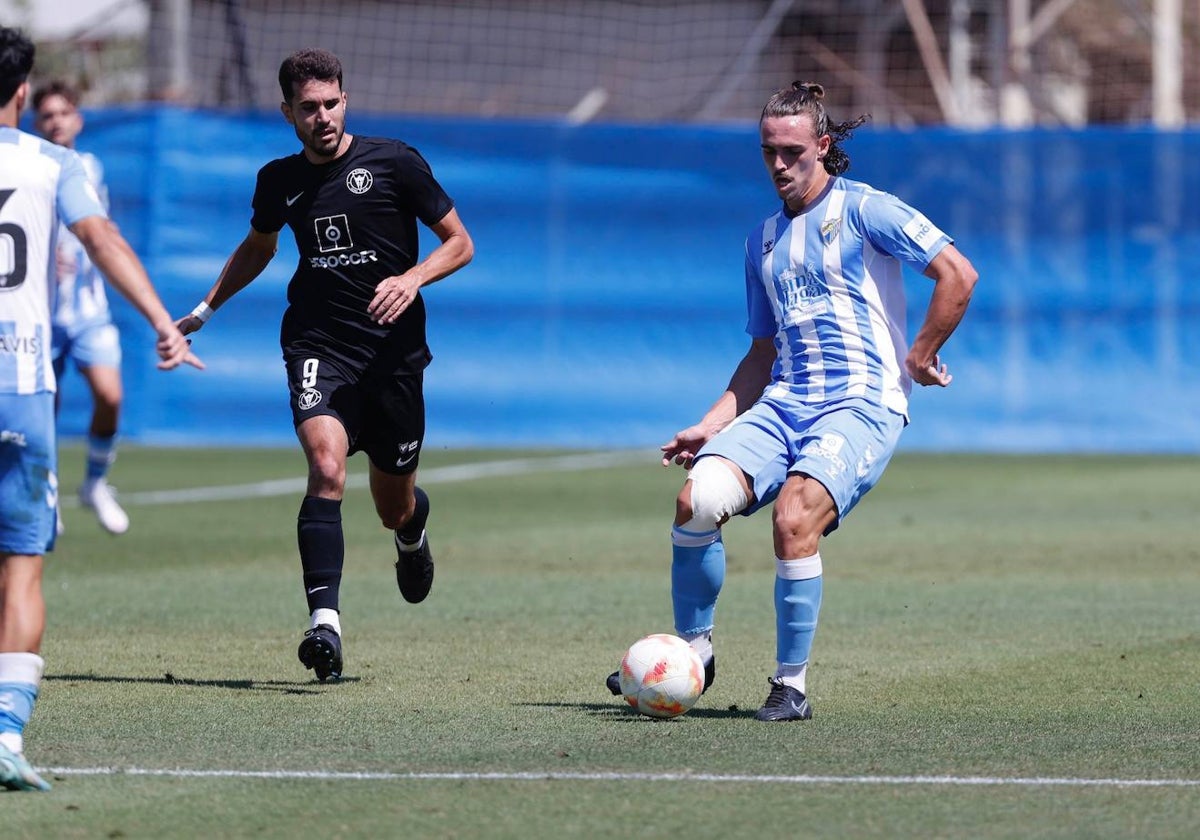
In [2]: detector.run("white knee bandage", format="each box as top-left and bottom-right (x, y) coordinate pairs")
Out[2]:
(681, 457), (749, 532)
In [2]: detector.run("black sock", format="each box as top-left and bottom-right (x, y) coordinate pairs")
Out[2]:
(298, 495), (343, 613)
(396, 485), (429, 545)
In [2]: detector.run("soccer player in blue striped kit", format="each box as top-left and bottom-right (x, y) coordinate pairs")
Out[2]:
(0, 27), (200, 790)
(609, 81), (977, 720)
(34, 80), (131, 536)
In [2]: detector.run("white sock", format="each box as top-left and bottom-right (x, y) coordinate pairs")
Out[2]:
(0, 731), (22, 754)
(310, 608), (341, 636)
(397, 530), (426, 552)
(681, 630), (713, 663)
(776, 662), (808, 694)
(0, 652), (43, 755)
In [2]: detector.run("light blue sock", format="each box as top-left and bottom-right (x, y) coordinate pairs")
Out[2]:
(671, 526), (725, 636)
(0, 653), (44, 752)
(85, 433), (117, 481)
(774, 554), (823, 667)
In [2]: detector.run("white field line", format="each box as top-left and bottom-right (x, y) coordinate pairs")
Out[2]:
(39, 767), (1200, 787)
(59, 451), (651, 508)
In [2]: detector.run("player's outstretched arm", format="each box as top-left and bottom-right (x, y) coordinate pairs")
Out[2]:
(661, 337), (775, 467)
(70, 215), (202, 371)
(906, 244), (978, 387)
(368, 208), (474, 325)
(178, 228), (279, 335)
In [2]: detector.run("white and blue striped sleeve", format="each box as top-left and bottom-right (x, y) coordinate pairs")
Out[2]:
(859, 191), (951, 272)
(55, 148), (106, 228)
(744, 238), (775, 338)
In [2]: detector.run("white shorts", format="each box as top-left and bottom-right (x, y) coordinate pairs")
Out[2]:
(52, 321), (121, 375)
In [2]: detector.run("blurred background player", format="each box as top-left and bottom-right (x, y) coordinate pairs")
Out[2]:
(0, 25), (201, 791)
(609, 81), (977, 721)
(33, 80), (128, 535)
(177, 48), (473, 682)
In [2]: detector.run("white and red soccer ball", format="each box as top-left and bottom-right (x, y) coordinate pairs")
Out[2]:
(617, 633), (705, 719)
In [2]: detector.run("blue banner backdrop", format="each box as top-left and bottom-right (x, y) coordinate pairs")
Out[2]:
(45, 109), (1200, 452)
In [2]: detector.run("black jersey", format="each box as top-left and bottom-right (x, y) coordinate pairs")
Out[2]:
(251, 135), (454, 375)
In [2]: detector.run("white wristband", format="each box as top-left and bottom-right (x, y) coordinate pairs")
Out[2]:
(190, 302), (214, 324)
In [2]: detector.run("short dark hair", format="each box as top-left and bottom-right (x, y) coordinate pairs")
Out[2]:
(32, 79), (81, 111)
(0, 27), (35, 107)
(278, 48), (342, 102)
(761, 81), (869, 176)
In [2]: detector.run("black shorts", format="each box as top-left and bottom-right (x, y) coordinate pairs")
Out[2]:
(285, 354), (425, 475)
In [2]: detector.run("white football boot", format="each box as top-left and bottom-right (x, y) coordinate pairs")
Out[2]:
(79, 478), (130, 535)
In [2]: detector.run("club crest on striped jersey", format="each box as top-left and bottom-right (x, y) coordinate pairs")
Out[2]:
(820, 217), (842, 245)
(346, 168), (373, 194)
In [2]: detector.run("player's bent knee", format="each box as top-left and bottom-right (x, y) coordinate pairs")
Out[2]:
(679, 457), (748, 532)
(674, 489), (694, 526)
(376, 504), (415, 531)
(94, 391), (122, 413)
(374, 492), (416, 530)
(306, 460), (346, 496)
(772, 493), (835, 557)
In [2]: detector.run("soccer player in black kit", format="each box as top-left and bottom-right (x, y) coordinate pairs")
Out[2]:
(177, 48), (474, 681)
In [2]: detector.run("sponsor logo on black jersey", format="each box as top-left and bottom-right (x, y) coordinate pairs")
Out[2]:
(310, 213), (380, 269)
(315, 214), (353, 253)
(309, 250), (379, 269)
(346, 168), (373, 195)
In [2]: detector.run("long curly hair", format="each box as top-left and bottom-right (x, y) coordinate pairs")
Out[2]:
(760, 81), (869, 176)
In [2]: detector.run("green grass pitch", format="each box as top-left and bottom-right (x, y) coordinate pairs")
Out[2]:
(6, 446), (1199, 837)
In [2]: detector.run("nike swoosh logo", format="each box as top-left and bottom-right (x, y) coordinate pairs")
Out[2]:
(306, 586), (328, 594)
(286, 192), (304, 206)
(788, 698), (812, 718)
(395, 454), (417, 468)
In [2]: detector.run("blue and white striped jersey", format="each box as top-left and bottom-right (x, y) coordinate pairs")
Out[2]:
(52, 150), (111, 332)
(0, 126), (106, 395)
(745, 176), (951, 418)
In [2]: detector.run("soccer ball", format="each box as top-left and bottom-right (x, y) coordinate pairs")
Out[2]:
(617, 633), (705, 719)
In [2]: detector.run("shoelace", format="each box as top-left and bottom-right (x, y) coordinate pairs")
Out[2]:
(762, 677), (790, 708)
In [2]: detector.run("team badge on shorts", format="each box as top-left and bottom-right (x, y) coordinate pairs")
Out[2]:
(297, 388), (322, 410)
(346, 168), (373, 194)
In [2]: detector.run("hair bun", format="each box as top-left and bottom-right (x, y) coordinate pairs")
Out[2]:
(791, 81), (825, 99)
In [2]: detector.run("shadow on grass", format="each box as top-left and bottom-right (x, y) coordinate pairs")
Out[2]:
(46, 672), (360, 695)
(519, 701), (753, 721)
